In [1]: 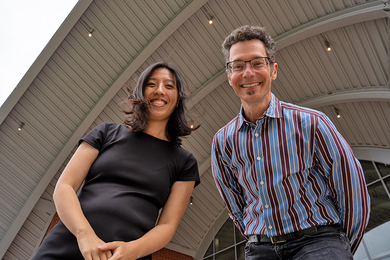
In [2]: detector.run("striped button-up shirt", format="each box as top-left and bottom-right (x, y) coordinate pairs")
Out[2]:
(211, 93), (370, 254)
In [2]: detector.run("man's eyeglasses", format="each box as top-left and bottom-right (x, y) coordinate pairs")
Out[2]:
(226, 57), (274, 74)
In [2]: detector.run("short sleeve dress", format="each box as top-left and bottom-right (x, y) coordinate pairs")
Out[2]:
(32, 122), (200, 260)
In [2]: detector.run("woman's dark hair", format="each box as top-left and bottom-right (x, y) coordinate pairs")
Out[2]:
(122, 61), (199, 145)
(222, 25), (276, 63)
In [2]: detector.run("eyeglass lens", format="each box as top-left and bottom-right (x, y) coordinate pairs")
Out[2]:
(229, 57), (269, 73)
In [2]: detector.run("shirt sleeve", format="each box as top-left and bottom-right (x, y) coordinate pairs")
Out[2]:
(177, 152), (200, 187)
(314, 115), (370, 254)
(78, 122), (122, 152)
(78, 122), (109, 150)
(211, 133), (247, 238)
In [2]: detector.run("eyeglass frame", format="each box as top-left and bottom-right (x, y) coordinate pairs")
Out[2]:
(226, 57), (274, 74)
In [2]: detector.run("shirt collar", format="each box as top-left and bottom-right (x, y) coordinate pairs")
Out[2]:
(238, 93), (283, 129)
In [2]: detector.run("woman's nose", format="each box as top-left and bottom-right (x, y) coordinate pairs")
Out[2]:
(154, 84), (165, 95)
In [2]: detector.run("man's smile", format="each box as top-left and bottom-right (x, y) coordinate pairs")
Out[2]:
(241, 82), (261, 88)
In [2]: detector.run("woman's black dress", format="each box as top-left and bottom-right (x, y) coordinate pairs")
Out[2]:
(32, 123), (200, 260)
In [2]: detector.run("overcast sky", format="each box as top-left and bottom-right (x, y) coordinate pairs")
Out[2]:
(0, 0), (79, 108)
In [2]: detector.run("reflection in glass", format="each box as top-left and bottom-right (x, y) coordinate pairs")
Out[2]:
(385, 177), (390, 195)
(215, 219), (234, 252)
(236, 242), (245, 260)
(376, 162), (390, 178)
(204, 242), (213, 257)
(361, 160), (379, 183)
(235, 225), (245, 243)
(215, 246), (235, 260)
(366, 182), (390, 231)
(355, 221), (390, 260)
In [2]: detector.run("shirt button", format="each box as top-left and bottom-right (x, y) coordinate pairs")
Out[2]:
(255, 133), (259, 137)
(257, 156), (260, 161)
(268, 225), (272, 229)
(265, 204), (269, 209)
(260, 181), (264, 185)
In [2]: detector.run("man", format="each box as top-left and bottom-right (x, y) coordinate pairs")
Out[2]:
(211, 25), (370, 259)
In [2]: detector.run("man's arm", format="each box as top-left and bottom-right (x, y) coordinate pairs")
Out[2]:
(211, 134), (247, 238)
(315, 116), (370, 254)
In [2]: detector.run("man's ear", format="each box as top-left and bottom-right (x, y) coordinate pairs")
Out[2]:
(271, 63), (278, 80)
(226, 71), (232, 86)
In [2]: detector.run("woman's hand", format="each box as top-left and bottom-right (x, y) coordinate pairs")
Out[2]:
(98, 241), (137, 260)
(97, 181), (196, 259)
(77, 230), (113, 260)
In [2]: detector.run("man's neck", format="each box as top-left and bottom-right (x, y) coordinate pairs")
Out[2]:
(242, 101), (270, 124)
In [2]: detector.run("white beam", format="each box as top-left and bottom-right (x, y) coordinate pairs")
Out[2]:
(352, 146), (390, 165)
(275, 1), (386, 49)
(295, 88), (390, 108)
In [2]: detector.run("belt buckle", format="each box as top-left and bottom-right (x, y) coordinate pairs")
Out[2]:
(270, 236), (286, 244)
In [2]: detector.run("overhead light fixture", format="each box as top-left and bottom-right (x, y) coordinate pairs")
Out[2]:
(88, 28), (94, 38)
(189, 196), (193, 205)
(324, 39), (331, 51)
(80, 20), (95, 38)
(320, 34), (332, 51)
(334, 107), (341, 119)
(18, 122), (25, 131)
(203, 6), (214, 25)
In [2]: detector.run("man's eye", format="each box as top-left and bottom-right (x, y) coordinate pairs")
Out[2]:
(253, 62), (264, 67)
(233, 63), (243, 70)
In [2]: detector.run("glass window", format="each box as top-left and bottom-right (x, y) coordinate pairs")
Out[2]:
(215, 247), (235, 260)
(204, 242), (213, 257)
(360, 160), (378, 183)
(384, 177), (390, 198)
(236, 242), (245, 260)
(376, 162), (390, 178)
(366, 182), (390, 231)
(234, 225), (245, 243)
(215, 219), (235, 252)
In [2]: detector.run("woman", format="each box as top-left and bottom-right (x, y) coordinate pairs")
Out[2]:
(33, 62), (200, 260)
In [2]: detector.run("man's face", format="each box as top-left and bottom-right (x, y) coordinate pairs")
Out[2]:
(227, 39), (277, 109)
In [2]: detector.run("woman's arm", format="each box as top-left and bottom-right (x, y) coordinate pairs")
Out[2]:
(98, 180), (195, 260)
(53, 141), (112, 260)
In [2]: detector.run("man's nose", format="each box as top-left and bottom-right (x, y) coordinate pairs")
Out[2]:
(242, 62), (256, 77)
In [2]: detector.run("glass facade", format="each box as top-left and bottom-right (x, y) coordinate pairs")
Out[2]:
(203, 160), (390, 260)
(203, 218), (245, 260)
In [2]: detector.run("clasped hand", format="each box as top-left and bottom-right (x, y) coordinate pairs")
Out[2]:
(78, 233), (137, 260)
(98, 241), (138, 260)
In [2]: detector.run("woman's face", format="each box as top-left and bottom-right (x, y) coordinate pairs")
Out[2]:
(143, 67), (178, 124)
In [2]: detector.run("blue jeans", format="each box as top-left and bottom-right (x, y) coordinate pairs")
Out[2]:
(245, 225), (353, 260)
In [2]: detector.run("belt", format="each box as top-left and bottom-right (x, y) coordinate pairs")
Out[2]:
(248, 225), (337, 244)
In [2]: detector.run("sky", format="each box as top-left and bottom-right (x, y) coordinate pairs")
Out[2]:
(0, 0), (79, 108)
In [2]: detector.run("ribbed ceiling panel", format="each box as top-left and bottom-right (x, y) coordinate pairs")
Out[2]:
(1, 0), (388, 259)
